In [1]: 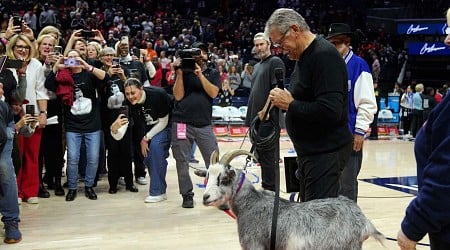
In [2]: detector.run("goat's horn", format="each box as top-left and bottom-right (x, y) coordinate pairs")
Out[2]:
(219, 149), (255, 167)
(210, 150), (219, 165)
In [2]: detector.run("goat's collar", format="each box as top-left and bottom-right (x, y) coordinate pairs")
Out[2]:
(235, 172), (245, 194)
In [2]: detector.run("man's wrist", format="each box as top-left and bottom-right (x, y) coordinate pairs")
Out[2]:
(354, 128), (366, 136)
(40, 110), (47, 116)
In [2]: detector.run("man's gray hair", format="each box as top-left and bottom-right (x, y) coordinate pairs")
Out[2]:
(264, 8), (310, 35)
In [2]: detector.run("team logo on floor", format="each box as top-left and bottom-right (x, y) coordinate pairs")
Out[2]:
(360, 176), (418, 195)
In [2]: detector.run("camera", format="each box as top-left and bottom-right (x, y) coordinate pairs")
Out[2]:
(80, 30), (94, 39)
(26, 104), (35, 115)
(177, 48), (201, 72)
(64, 58), (80, 67)
(53, 46), (63, 56)
(13, 16), (22, 27)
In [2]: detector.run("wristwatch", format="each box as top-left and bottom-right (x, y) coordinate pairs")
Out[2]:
(40, 110), (48, 115)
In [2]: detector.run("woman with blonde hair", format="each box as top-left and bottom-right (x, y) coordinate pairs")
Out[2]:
(6, 34), (48, 204)
(35, 31), (66, 197)
(87, 41), (102, 59)
(37, 25), (61, 46)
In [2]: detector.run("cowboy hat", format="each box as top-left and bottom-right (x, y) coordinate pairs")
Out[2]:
(326, 23), (353, 39)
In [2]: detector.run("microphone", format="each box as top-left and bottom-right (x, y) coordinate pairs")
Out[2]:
(274, 68), (284, 89)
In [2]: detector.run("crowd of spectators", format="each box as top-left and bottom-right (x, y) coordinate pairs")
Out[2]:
(0, 0), (448, 95)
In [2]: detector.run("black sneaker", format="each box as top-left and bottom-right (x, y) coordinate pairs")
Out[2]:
(182, 195), (194, 208)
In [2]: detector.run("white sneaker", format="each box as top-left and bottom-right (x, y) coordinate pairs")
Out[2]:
(18, 198), (22, 205)
(26, 197), (39, 204)
(136, 177), (147, 185)
(144, 194), (167, 203)
(118, 177), (126, 186)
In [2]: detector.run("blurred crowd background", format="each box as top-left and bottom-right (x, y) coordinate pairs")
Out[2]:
(0, 0), (449, 95)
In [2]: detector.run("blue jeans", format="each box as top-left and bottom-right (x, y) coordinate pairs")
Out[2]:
(66, 131), (101, 189)
(143, 127), (171, 196)
(0, 121), (20, 223)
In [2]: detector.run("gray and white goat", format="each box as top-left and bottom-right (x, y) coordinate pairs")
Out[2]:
(202, 149), (385, 250)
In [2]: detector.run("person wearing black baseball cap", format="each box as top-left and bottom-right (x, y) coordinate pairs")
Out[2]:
(327, 23), (377, 202)
(171, 37), (221, 208)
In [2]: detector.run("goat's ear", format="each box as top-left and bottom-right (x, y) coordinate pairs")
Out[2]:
(220, 169), (236, 186)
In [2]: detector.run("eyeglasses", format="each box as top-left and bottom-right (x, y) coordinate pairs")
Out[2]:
(273, 28), (290, 47)
(14, 45), (30, 50)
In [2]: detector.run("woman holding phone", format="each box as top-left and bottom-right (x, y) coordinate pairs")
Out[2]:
(44, 49), (107, 201)
(6, 34), (48, 204)
(35, 33), (66, 197)
(112, 78), (172, 203)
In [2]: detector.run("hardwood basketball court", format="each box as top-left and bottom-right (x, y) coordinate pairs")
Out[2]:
(4, 136), (427, 249)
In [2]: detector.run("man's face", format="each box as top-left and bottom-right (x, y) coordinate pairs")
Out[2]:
(253, 38), (270, 59)
(328, 35), (349, 57)
(269, 27), (297, 60)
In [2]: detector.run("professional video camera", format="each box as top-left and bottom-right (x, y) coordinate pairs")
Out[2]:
(177, 48), (202, 72)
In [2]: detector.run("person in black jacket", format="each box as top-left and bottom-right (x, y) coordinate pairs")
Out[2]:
(267, 8), (353, 202)
(111, 78), (172, 203)
(171, 42), (221, 208)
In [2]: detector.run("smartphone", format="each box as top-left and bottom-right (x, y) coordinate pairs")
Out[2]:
(53, 46), (63, 56)
(64, 58), (80, 67)
(4, 59), (23, 69)
(13, 16), (22, 27)
(26, 104), (35, 115)
(81, 30), (94, 39)
(112, 57), (121, 67)
(119, 105), (129, 117)
(132, 48), (140, 58)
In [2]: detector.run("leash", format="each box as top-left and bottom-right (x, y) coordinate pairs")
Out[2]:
(385, 237), (430, 247)
(247, 101), (281, 250)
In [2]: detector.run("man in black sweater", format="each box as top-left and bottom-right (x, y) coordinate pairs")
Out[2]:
(266, 8), (353, 202)
(245, 32), (285, 191)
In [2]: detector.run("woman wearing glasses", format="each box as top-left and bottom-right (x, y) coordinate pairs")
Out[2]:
(6, 34), (48, 205)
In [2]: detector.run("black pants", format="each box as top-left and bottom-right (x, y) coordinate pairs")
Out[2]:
(39, 99), (64, 180)
(430, 235), (450, 250)
(411, 109), (424, 137)
(296, 143), (352, 202)
(400, 108), (412, 135)
(106, 129), (134, 188)
(255, 122), (280, 191)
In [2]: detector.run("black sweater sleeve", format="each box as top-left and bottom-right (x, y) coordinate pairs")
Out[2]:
(44, 71), (57, 92)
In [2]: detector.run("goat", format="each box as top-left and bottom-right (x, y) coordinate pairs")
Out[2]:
(202, 149), (385, 250)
